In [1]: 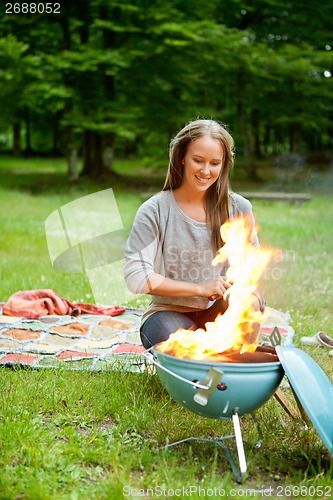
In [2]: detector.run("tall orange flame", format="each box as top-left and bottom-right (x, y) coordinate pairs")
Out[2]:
(157, 216), (272, 359)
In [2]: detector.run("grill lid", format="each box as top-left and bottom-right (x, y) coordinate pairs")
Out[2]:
(276, 345), (333, 457)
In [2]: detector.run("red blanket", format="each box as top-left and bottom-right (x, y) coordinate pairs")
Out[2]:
(2, 289), (125, 319)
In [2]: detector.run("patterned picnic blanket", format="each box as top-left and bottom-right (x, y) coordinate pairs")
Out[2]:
(0, 306), (294, 372)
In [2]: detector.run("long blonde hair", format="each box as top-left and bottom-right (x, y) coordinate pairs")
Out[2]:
(163, 119), (235, 251)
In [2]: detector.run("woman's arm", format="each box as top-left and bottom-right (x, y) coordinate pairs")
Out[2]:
(141, 273), (230, 300)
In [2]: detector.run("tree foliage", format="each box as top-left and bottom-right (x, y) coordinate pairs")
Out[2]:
(0, 0), (332, 178)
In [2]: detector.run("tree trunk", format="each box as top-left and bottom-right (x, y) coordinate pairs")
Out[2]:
(263, 125), (271, 156)
(237, 69), (258, 179)
(60, 9), (78, 179)
(100, 4), (119, 175)
(24, 108), (33, 157)
(79, 4), (120, 178)
(252, 109), (262, 159)
(66, 125), (78, 181)
(82, 130), (106, 177)
(102, 132), (114, 171)
(82, 130), (93, 176)
(273, 126), (283, 154)
(52, 112), (61, 155)
(290, 123), (301, 153)
(94, 133), (104, 175)
(13, 121), (21, 156)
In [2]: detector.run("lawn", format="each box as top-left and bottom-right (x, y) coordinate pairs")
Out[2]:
(0, 156), (332, 499)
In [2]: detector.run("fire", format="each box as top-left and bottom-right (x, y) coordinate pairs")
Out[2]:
(157, 216), (272, 360)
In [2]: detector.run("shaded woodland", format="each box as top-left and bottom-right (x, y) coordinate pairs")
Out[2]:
(0, 0), (332, 179)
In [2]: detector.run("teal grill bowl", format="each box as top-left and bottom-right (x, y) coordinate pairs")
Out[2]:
(153, 348), (284, 419)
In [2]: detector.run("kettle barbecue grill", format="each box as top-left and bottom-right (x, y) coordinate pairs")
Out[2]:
(142, 331), (333, 482)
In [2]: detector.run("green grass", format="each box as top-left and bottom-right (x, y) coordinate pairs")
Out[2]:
(0, 156), (148, 305)
(0, 156), (332, 498)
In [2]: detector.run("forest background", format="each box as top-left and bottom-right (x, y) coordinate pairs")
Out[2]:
(0, 0), (332, 181)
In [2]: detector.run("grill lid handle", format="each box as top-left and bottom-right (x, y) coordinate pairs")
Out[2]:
(142, 348), (224, 397)
(193, 367), (224, 406)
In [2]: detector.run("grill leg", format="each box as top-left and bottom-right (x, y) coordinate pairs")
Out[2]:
(251, 412), (263, 448)
(164, 412), (265, 483)
(165, 413), (248, 483)
(166, 435), (245, 484)
(215, 410), (249, 482)
(215, 439), (243, 483)
(232, 411), (247, 475)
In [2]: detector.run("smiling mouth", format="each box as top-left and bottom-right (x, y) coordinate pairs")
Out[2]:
(195, 175), (210, 183)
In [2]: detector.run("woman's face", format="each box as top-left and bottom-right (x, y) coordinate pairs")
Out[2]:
(182, 135), (223, 193)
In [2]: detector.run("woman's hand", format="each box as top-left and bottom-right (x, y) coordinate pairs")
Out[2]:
(197, 277), (231, 300)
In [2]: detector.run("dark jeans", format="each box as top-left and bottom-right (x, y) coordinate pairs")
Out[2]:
(140, 299), (228, 349)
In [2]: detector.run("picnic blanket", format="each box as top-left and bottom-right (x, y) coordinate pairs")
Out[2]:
(2, 289), (126, 318)
(0, 303), (294, 373)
